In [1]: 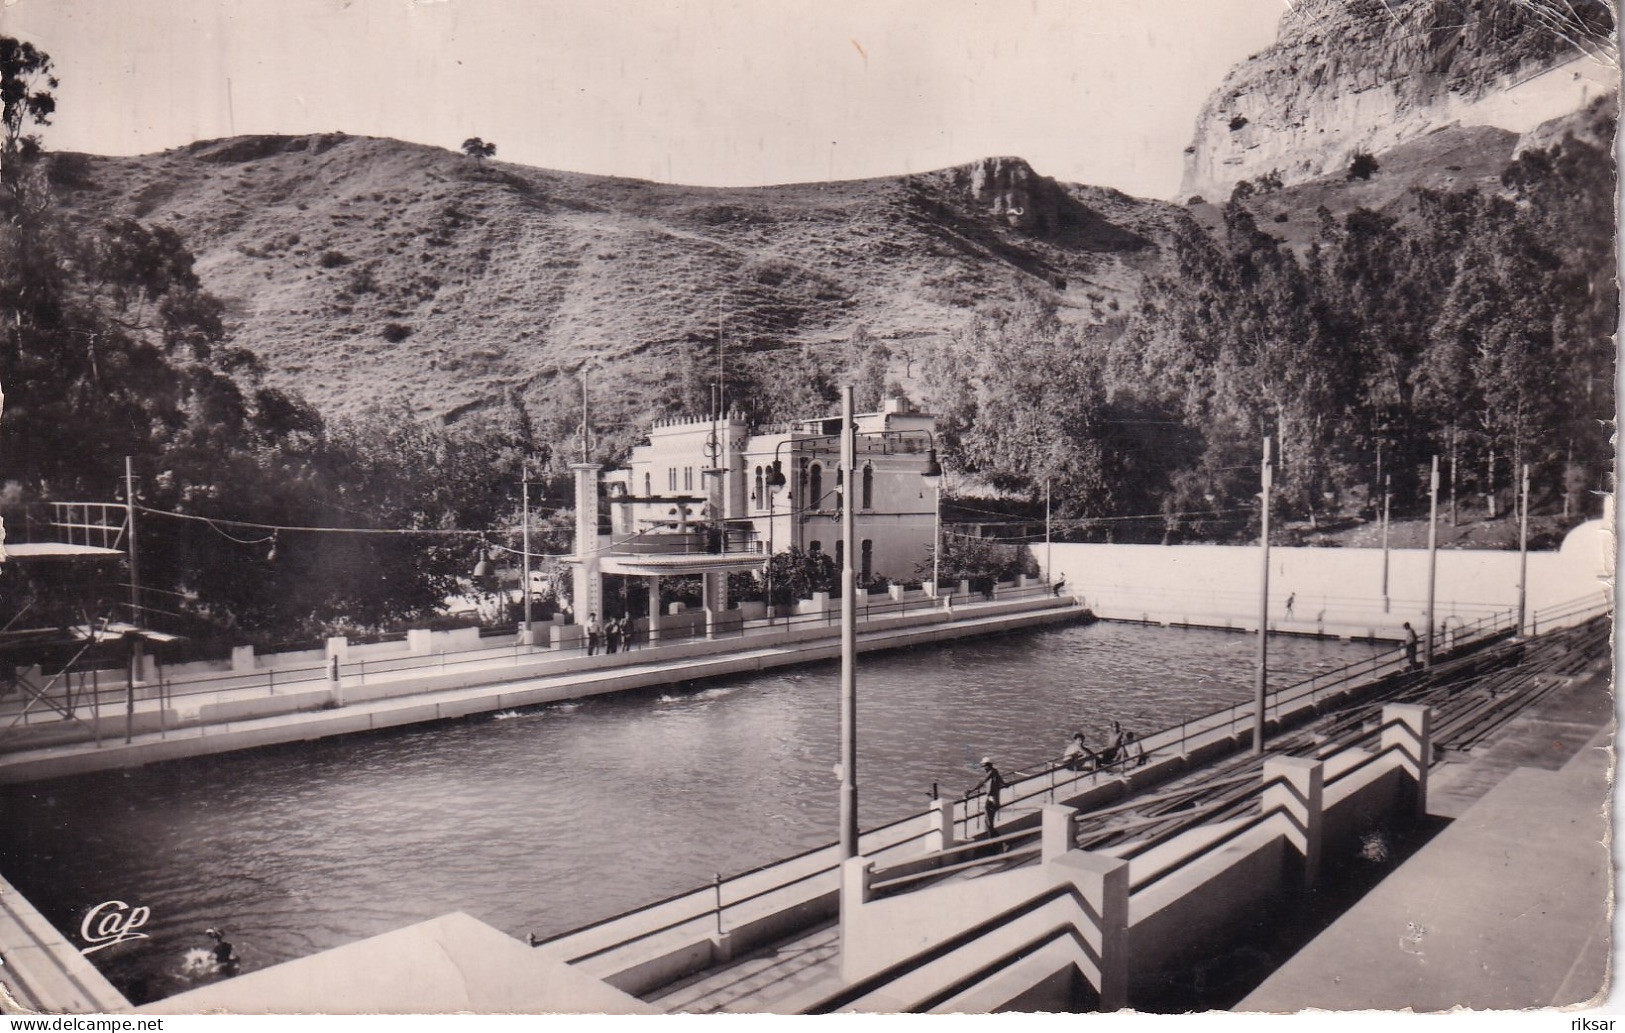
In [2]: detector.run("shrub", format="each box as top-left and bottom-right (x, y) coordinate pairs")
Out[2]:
(319, 250), (351, 268)
(1348, 152), (1379, 181)
(381, 322), (412, 343)
(47, 152), (94, 188)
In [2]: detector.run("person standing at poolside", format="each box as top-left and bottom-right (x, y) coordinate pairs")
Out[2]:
(971, 757), (1005, 838)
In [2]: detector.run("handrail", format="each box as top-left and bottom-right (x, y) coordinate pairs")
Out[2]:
(539, 597), (1588, 965)
(872, 843), (1044, 895)
(572, 604), (1598, 978)
(9, 588), (1068, 714)
(564, 855), (842, 964)
(1127, 807), (1279, 893)
(804, 882), (1098, 1014)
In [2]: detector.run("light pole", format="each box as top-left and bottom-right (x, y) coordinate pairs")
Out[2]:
(1254, 436), (1272, 757)
(1516, 463), (1530, 636)
(919, 444), (943, 599)
(521, 465), (533, 636)
(1380, 474), (1391, 613)
(765, 462), (781, 622)
(1044, 477), (1052, 587)
(838, 385), (859, 859)
(1425, 455), (1439, 669)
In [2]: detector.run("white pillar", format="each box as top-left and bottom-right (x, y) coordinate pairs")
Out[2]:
(1041, 804), (1079, 863)
(1382, 703), (1433, 819)
(1263, 756), (1324, 887)
(570, 462), (604, 624)
(1048, 852), (1129, 1011)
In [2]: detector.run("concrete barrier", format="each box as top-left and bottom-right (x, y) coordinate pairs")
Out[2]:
(825, 720), (1425, 1012)
(1046, 519), (1611, 637)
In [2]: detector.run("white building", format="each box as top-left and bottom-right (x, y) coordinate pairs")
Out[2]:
(570, 396), (942, 630)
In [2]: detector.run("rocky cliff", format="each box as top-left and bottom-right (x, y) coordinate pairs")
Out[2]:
(1180, 0), (1616, 200)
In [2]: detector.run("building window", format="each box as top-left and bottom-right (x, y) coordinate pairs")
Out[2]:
(862, 465), (874, 510)
(645, 472), (652, 497)
(668, 467), (677, 492)
(835, 539), (845, 571)
(754, 465), (764, 506)
(861, 539), (873, 581)
(810, 464), (823, 510)
(684, 466), (693, 491)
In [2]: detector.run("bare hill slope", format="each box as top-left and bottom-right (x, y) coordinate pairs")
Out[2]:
(53, 136), (1186, 434)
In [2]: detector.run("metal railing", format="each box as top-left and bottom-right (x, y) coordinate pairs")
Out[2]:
(529, 592), (1605, 978)
(0, 587), (1079, 741)
(938, 598), (1547, 838)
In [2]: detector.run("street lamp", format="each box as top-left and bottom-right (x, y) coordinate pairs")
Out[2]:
(919, 445), (943, 599)
(766, 457), (787, 621)
(521, 466), (533, 638)
(838, 385), (858, 859)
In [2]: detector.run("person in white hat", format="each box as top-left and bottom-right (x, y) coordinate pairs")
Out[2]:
(971, 757), (1005, 837)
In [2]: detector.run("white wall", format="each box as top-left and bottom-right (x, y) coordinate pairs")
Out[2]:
(1042, 519), (1611, 634)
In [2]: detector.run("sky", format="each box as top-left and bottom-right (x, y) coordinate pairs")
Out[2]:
(0, 0), (1288, 200)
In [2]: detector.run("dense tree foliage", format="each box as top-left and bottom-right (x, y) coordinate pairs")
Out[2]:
(0, 39), (570, 645)
(919, 128), (1615, 541)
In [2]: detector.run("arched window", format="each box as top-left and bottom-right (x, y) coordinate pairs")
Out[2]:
(644, 472), (652, 497)
(809, 464), (823, 510)
(835, 539), (845, 571)
(861, 539), (873, 581)
(754, 465), (764, 506)
(862, 465), (874, 510)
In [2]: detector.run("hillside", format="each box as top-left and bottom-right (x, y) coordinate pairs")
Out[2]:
(1180, 0), (1616, 200)
(1186, 93), (1616, 248)
(50, 139), (1186, 439)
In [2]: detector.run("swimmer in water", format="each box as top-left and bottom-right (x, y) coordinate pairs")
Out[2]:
(204, 927), (240, 974)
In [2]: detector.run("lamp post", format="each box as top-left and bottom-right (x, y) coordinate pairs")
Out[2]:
(838, 386), (859, 859)
(1425, 455), (1439, 669)
(1044, 477), (1052, 587)
(1516, 463), (1530, 637)
(1254, 437), (1272, 757)
(1380, 474), (1391, 613)
(919, 445), (943, 599)
(765, 461), (782, 622)
(521, 466), (533, 635)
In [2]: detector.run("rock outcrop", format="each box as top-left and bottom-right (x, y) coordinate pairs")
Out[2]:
(1180, 0), (1616, 200)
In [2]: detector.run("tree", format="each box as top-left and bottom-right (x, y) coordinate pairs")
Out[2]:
(460, 137), (497, 161)
(1348, 152), (1379, 181)
(0, 36), (57, 197)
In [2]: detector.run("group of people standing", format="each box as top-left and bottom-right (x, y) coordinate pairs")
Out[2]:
(584, 612), (637, 655)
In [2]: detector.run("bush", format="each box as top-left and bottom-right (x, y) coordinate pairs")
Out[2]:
(47, 152), (94, 188)
(320, 249), (351, 268)
(1348, 152), (1379, 181)
(381, 322), (413, 343)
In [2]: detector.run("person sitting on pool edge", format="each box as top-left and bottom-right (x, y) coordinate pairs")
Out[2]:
(1060, 731), (1096, 772)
